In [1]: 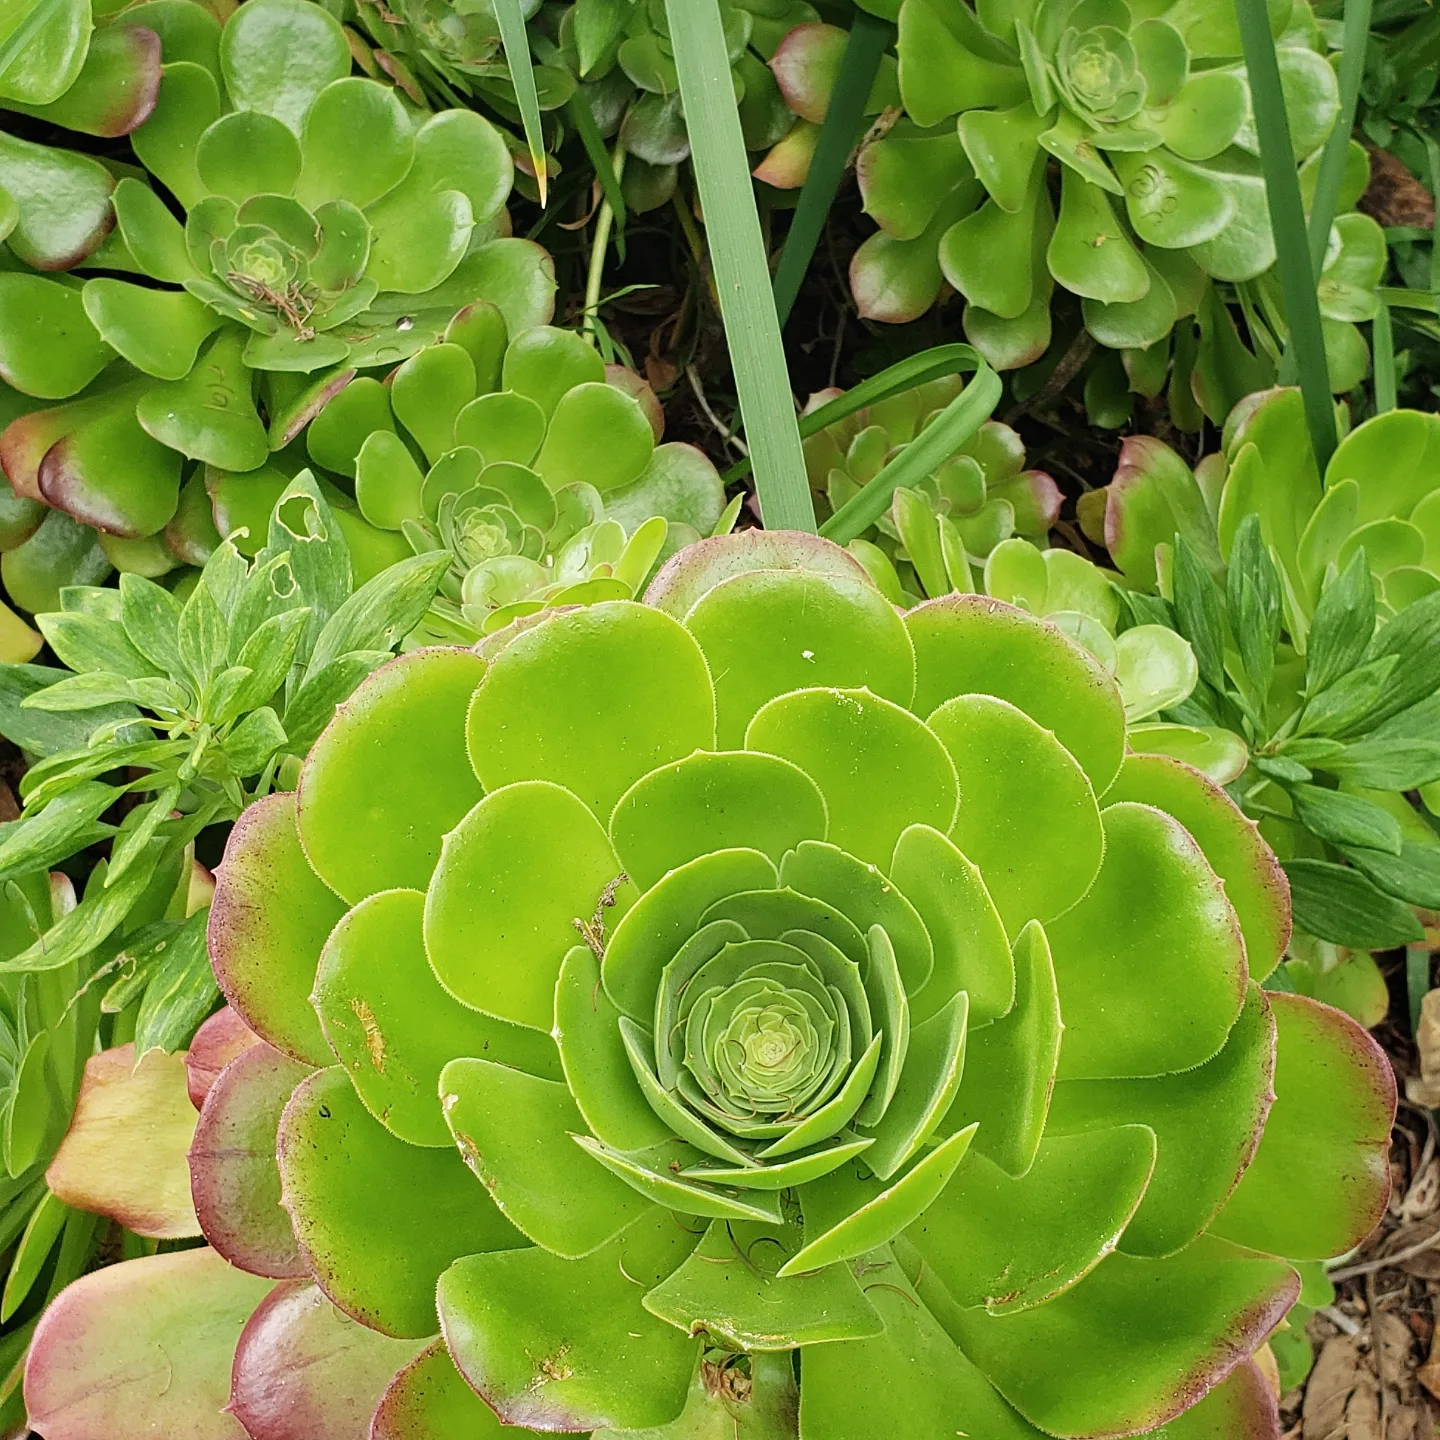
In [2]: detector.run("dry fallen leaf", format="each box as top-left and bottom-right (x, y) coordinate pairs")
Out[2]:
(1419, 1325), (1440, 1402)
(1304, 1335), (1362, 1440)
(1347, 1373), (1383, 1440)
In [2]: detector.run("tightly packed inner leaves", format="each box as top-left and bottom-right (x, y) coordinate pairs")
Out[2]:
(23, 531), (1395, 1440)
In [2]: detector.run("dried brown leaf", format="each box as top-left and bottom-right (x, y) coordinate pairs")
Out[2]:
(1305, 1335), (1362, 1440)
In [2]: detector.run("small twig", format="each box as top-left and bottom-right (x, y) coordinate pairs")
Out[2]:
(686, 364), (748, 456)
(1003, 331), (1095, 424)
(1328, 1225), (1440, 1281)
(1318, 1304), (1363, 1336)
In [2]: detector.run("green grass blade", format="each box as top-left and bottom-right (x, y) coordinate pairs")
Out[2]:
(0, 0), (69, 82)
(772, 11), (891, 326)
(1236, 0), (1336, 468)
(568, 91), (628, 255)
(1373, 295), (1396, 410)
(668, 0), (815, 532)
(820, 351), (1002, 544)
(1303, 0), (1371, 273)
(723, 341), (990, 485)
(494, 0), (549, 206)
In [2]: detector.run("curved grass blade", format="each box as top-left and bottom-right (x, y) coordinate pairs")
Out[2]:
(0, 0), (70, 84)
(1303, 0), (1372, 273)
(820, 351), (1002, 544)
(724, 342), (995, 486)
(772, 11), (891, 326)
(668, 0), (815, 531)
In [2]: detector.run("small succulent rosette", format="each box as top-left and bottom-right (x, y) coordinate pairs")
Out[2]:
(302, 323), (729, 641)
(27, 532), (1395, 1440)
(0, 0), (551, 613)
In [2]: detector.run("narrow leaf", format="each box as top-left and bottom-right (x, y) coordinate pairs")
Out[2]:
(668, 0), (815, 532)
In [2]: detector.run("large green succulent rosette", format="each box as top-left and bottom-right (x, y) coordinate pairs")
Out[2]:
(27, 533), (1395, 1440)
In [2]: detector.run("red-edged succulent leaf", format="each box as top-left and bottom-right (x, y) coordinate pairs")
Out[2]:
(46, 1044), (201, 1239)
(1157, 1357), (1280, 1439)
(950, 1240), (1299, 1437)
(24, 1247), (272, 1440)
(769, 23), (847, 123)
(277, 1067), (525, 1340)
(1104, 435), (1219, 588)
(1209, 993), (1396, 1261)
(208, 791), (345, 1067)
(850, 228), (946, 324)
(37, 391), (183, 538)
(186, 1005), (263, 1110)
(905, 594), (1126, 793)
(6, 24), (162, 136)
(189, 1041), (312, 1279)
(229, 1281), (427, 1440)
(1105, 754), (1290, 981)
(644, 529), (874, 620)
(990, 469), (1062, 537)
(371, 1340), (511, 1440)
(753, 121), (818, 189)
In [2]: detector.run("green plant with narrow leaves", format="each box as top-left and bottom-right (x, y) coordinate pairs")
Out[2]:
(0, 841), (215, 1437)
(0, 0), (555, 612)
(0, 470), (446, 1429)
(766, 0), (1385, 404)
(800, 380), (1061, 606)
(1083, 390), (1440, 1011)
(24, 530), (1395, 1440)
(304, 324), (731, 640)
(0, 472), (447, 991)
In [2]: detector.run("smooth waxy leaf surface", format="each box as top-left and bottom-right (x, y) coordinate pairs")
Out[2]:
(683, 569), (916, 747)
(229, 1280), (426, 1440)
(438, 1209), (702, 1432)
(189, 1040), (310, 1277)
(466, 602), (715, 818)
(24, 1248), (271, 1440)
(315, 888), (559, 1147)
(46, 1045), (200, 1240)
(299, 648), (485, 903)
(1047, 803), (1246, 1079)
(278, 1067), (525, 1337)
(1050, 983), (1276, 1258)
(951, 1242), (1300, 1436)
(209, 792), (343, 1065)
(906, 595), (1126, 791)
(907, 1125), (1157, 1313)
(1210, 993), (1395, 1260)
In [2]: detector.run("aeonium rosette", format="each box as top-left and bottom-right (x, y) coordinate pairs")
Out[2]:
(25, 532), (1395, 1440)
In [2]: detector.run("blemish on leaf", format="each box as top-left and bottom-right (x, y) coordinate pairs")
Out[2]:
(350, 996), (386, 1073)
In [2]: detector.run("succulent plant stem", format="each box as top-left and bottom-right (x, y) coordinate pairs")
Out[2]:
(583, 145), (627, 345)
